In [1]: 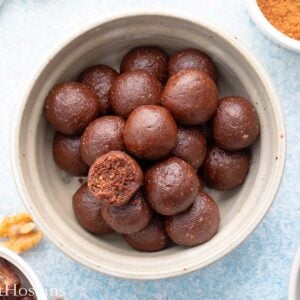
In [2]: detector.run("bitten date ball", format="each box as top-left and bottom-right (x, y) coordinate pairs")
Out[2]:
(120, 46), (168, 83)
(202, 146), (250, 190)
(145, 157), (199, 215)
(44, 82), (99, 135)
(168, 48), (218, 82)
(162, 69), (218, 125)
(165, 192), (220, 246)
(72, 183), (112, 234)
(124, 105), (177, 160)
(80, 116), (125, 166)
(78, 64), (118, 114)
(110, 70), (162, 118)
(172, 127), (207, 169)
(123, 216), (169, 252)
(101, 190), (152, 234)
(52, 132), (88, 176)
(88, 151), (143, 206)
(212, 96), (260, 151)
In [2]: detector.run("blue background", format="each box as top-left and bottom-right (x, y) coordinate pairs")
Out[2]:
(0, 1), (299, 299)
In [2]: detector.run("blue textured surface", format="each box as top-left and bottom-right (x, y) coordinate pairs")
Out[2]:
(0, 1), (299, 299)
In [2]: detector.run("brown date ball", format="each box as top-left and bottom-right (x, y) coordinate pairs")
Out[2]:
(124, 105), (177, 160)
(123, 216), (169, 252)
(88, 151), (143, 206)
(165, 192), (220, 247)
(80, 116), (125, 166)
(52, 132), (88, 176)
(101, 190), (152, 234)
(145, 157), (199, 216)
(161, 69), (218, 125)
(78, 64), (118, 114)
(201, 146), (250, 190)
(72, 183), (112, 234)
(212, 96), (260, 151)
(110, 71), (162, 118)
(44, 82), (99, 135)
(172, 127), (207, 169)
(120, 46), (168, 83)
(0, 258), (20, 293)
(168, 48), (218, 82)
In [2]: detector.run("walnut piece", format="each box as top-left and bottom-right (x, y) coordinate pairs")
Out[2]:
(0, 213), (42, 253)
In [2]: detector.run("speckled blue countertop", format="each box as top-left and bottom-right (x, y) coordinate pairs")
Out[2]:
(0, 1), (299, 299)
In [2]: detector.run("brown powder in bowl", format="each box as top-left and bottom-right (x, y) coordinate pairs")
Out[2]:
(257, 0), (300, 40)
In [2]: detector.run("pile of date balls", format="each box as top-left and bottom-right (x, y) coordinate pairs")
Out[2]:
(44, 46), (260, 252)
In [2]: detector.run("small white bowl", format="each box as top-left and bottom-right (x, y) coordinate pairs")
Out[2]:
(247, 0), (300, 52)
(11, 13), (286, 279)
(0, 247), (47, 299)
(289, 247), (300, 300)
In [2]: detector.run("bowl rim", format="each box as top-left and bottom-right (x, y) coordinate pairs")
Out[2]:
(0, 247), (47, 299)
(247, 0), (300, 52)
(289, 247), (300, 300)
(11, 12), (287, 280)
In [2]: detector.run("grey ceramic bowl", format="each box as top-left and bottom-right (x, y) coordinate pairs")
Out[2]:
(289, 247), (300, 300)
(12, 13), (286, 279)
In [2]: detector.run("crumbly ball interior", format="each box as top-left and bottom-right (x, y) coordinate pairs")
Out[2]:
(89, 155), (137, 204)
